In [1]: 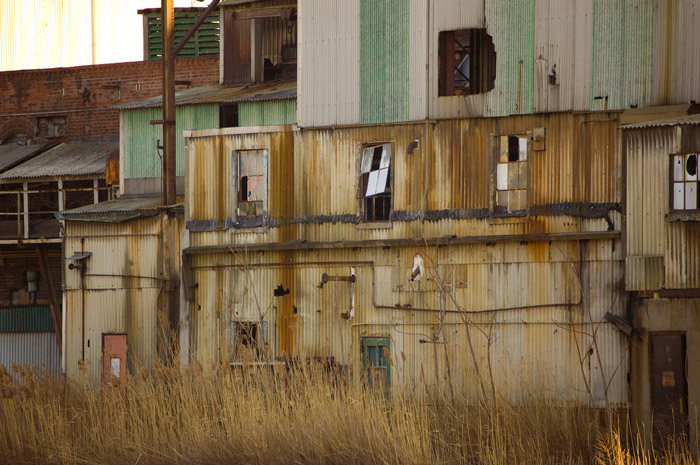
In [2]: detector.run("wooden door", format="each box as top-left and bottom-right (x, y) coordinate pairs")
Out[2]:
(650, 333), (687, 439)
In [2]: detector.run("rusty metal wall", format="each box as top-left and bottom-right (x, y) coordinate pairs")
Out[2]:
(624, 123), (700, 291)
(184, 113), (627, 401)
(63, 213), (184, 381)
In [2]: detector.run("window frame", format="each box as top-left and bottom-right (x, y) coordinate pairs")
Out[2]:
(232, 148), (269, 229)
(492, 134), (530, 219)
(669, 153), (699, 213)
(357, 142), (393, 226)
(438, 28), (496, 97)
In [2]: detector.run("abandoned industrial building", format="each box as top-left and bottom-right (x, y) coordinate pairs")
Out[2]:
(1, 0), (699, 452)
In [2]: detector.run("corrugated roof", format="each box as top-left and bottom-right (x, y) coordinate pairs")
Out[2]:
(0, 306), (53, 333)
(58, 196), (183, 223)
(113, 80), (296, 110)
(0, 141), (117, 180)
(0, 144), (51, 174)
(621, 114), (700, 129)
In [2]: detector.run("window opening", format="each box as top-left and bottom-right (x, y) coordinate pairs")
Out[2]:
(672, 154), (699, 211)
(234, 149), (267, 227)
(360, 143), (392, 222)
(220, 104), (239, 128)
(231, 321), (268, 360)
(438, 28), (496, 97)
(495, 135), (528, 216)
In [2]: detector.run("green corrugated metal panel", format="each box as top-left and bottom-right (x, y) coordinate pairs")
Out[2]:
(124, 104), (219, 179)
(589, 0), (652, 111)
(238, 100), (297, 126)
(0, 306), (53, 332)
(359, 0), (409, 124)
(146, 10), (220, 60)
(484, 0), (535, 117)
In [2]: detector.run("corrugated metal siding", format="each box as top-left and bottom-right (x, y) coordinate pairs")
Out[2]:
(484, 0), (535, 117)
(0, 332), (61, 377)
(63, 214), (183, 381)
(589, 0), (653, 111)
(123, 104), (219, 180)
(359, 0), (409, 124)
(651, 0), (700, 106)
(238, 100), (296, 126)
(666, 221), (700, 289)
(297, 0), (361, 127)
(0, 306), (54, 333)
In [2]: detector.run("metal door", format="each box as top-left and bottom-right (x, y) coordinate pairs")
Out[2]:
(361, 337), (390, 391)
(650, 333), (687, 438)
(102, 334), (127, 384)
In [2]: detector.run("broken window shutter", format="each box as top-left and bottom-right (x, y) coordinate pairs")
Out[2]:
(379, 144), (391, 169)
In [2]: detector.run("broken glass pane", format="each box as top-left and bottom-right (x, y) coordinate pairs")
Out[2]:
(379, 144), (391, 169)
(496, 163), (508, 191)
(376, 168), (389, 194)
(673, 155), (684, 182)
(686, 182), (697, 210)
(685, 154), (697, 181)
(361, 147), (374, 174)
(110, 358), (120, 378)
(518, 137), (528, 161)
(366, 170), (380, 197)
(673, 183), (685, 210)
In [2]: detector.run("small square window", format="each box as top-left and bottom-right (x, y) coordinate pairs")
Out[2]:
(231, 321), (268, 361)
(494, 135), (529, 217)
(671, 154), (699, 211)
(438, 28), (496, 97)
(359, 143), (392, 222)
(233, 149), (268, 228)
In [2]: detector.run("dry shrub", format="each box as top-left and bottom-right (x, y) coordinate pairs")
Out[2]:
(0, 363), (694, 465)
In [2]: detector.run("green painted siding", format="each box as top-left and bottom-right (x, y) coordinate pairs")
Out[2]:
(359, 0), (409, 124)
(485, 0), (535, 117)
(238, 100), (297, 126)
(124, 104), (219, 179)
(145, 10), (220, 60)
(0, 306), (53, 332)
(590, 0), (653, 110)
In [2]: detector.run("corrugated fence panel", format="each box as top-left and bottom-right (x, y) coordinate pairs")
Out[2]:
(484, 0), (535, 117)
(0, 332), (61, 378)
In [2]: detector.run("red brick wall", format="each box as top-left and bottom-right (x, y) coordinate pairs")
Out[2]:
(0, 56), (220, 144)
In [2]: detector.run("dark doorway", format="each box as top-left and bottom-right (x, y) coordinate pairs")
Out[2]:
(650, 333), (688, 440)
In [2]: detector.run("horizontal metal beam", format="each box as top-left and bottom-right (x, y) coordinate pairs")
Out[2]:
(183, 230), (621, 255)
(232, 6), (295, 20)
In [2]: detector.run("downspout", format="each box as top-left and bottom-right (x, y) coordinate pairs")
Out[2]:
(80, 238), (86, 364)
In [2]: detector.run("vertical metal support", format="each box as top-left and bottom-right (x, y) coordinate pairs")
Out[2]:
(162, 0), (176, 206)
(93, 178), (99, 204)
(57, 179), (65, 212)
(22, 181), (29, 239)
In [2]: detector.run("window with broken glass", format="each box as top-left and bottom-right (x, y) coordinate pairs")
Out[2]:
(671, 153), (699, 211)
(359, 143), (392, 222)
(233, 149), (268, 228)
(438, 28), (496, 97)
(494, 135), (529, 217)
(230, 321), (269, 361)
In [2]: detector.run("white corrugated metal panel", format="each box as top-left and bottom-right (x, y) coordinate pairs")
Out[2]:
(297, 0), (360, 127)
(408, 0), (428, 121)
(0, 332), (61, 378)
(651, 0), (700, 106)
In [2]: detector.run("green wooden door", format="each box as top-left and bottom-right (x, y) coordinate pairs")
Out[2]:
(361, 337), (390, 390)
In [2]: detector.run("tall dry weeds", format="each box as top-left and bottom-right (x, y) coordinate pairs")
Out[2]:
(0, 362), (694, 465)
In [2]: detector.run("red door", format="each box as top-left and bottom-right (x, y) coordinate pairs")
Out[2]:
(102, 334), (127, 384)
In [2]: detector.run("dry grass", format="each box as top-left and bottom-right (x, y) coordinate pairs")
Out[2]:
(0, 362), (694, 465)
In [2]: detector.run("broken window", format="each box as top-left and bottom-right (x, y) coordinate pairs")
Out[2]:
(230, 321), (268, 360)
(494, 135), (529, 216)
(671, 154), (699, 211)
(438, 28), (496, 97)
(359, 143), (392, 222)
(233, 149), (268, 227)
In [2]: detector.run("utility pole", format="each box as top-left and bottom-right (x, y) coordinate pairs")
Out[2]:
(162, 0), (176, 206)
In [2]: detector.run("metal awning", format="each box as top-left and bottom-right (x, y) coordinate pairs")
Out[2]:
(67, 252), (92, 261)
